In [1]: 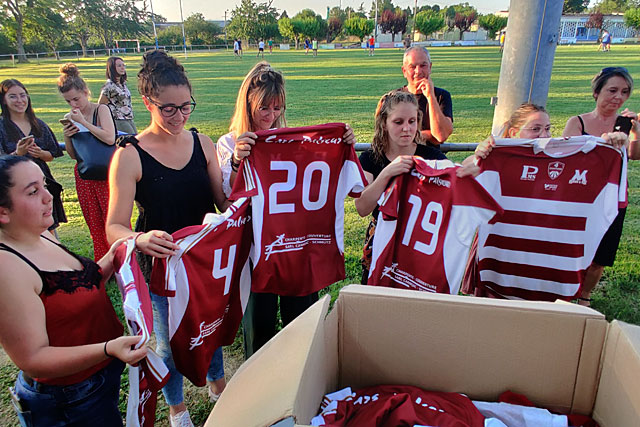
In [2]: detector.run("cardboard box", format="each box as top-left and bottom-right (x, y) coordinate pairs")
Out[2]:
(206, 285), (640, 427)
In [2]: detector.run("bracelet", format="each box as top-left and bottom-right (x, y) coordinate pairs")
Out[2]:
(231, 158), (240, 172)
(104, 340), (112, 358)
(133, 232), (143, 249)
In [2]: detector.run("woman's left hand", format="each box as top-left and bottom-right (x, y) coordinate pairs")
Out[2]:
(68, 109), (87, 126)
(27, 144), (43, 159)
(602, 131), (629, 150)
(620, 108), (640, 139)
(343, 124), (356, 145)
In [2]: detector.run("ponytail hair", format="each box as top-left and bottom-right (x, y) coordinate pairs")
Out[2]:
(57, 63), (88, 94)
(137, 50), (191, 98)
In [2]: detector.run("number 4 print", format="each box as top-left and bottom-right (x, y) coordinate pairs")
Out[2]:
(212, 245), (236, 295)
(401, 195), (443, 256)
(268, 160), (330, 214)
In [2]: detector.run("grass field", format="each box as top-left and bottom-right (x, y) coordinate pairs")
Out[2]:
(1, 45), (639, 425)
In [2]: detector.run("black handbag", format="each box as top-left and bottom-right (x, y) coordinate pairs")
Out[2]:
(70, 105), (118, 181)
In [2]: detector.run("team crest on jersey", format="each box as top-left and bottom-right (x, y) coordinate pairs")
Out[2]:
(547, 161), (565, 179)
(189, 309), (227, 350)
(264, 233), (332, 260)
(380, 263), (436, 292)
(569, 169), (588, 185)
(520, 165), (538, 181)
(544, 184), (558, 191)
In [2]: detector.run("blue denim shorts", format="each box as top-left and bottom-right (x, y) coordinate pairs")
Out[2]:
(13, 359), (124, 427)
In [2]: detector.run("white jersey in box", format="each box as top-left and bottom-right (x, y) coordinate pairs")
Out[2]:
(475, 136), (625, 301)
(113, 238), (169, 427)
(230, 123), (367, 296)
(368, 158), (502, 294)
(149, 198), (252, 386)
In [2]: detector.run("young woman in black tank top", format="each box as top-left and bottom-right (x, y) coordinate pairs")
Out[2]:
(0, 156), (146, 426)
(106, 50), (227, 426)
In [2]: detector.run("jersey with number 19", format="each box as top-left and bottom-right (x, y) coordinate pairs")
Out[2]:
(231, 123), (367, 296)
(149, 198), (252, 386)
(368, 158), (502, 294)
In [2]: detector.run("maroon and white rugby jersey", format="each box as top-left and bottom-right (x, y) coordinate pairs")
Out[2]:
(311, 385), (486, 427)
(149, 198), (252, 386)
(114, 239), (169, 427)
(368, 158), (502, 295)
(474, 137), (624, 301)
(230, 123), (366, 296)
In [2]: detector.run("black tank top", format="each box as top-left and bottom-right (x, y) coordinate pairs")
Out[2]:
(132, 131), (216, 235)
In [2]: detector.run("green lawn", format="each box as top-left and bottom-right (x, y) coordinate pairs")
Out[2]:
(1, 45), (639, 425)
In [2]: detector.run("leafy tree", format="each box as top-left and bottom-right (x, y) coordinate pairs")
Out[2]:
(563, 0), (589, 13)
(157, 26), (183, 46)
(327, 16), (343, 42)
(184, 13), (221, 45)
(343, 16), (374, 41)
(4, 0), (30, 61)
(369, 0), (394, 20)
(624, 7), (640, 31)
(454, 10), (477, 39)
(329, 6), (347, 23)
(227, 0), (278, 42)
(380, 8), (407, 41)
(478, 14), (508, 39)
(25, 4), (68, 60)
(414, 10), (445, 39)
(293, 10), (327, 40)
(586, 11), (607, 31)
(592, 0), (628, 14)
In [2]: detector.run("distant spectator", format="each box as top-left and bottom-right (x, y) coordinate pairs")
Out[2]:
(257, 39), (265, 58)
(238, 39), (243, 57)
(601, 30), (611, 52)
(403, 35), (411, 50)
(233, 39), (239, 57)
(312, 38), (318, 57)
(0, 79), (67, 232)
(399, 46), (453, 146)
(268, 38), (273, 54)
(99, 56), (137, 135)
(304, 38), (311, 54)
(368, 36), (375, 56)
(499, 31), (506, 52)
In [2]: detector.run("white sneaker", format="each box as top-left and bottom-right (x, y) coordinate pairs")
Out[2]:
(170, 410), (194, 427)
(207, 386), (221, 402)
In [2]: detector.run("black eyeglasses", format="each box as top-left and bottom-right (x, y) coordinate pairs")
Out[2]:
(146, 96), (196, 117)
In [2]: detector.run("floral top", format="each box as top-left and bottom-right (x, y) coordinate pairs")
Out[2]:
(100, 79), (134, 120)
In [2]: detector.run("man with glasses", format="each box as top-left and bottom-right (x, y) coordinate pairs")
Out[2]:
(399, 46), (453, 147)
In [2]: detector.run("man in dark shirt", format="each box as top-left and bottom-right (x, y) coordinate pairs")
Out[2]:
(399, 46), (453, 146)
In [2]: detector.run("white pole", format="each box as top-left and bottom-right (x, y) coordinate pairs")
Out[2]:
(149, 0), (159, 49)
(179, 0), (187, 58)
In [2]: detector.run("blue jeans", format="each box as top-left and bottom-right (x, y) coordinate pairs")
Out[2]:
(13, 359), (124, 427)
(151, 293), (225, 406)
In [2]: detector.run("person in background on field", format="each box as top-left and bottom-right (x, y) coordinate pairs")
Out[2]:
(403, 34), (411, 50)
(58, 64), (116, 261)
(562, 67), (640, 306)
(268, 38), (273, 54)
(257, 39), (265, 58)
(368, 35), (375, 56)
(601, 30), (611, 52)
(399, 46), (454, 147)
(106, 50), (227, 427)
(355, 90), (447, 284)
(233, 39), (239, 57)
(217, 61), (356, 359)
(99, 56), (137, 135)
(312, 38), (318, 57)
(499, 31), (506, 53)
(237, 39), (243, 57)
(0, 155), (146, 427)
(0, 79), (67, 233)
(304, 38), (311, 54)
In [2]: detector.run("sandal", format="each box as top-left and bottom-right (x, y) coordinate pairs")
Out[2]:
(576, 297), (592, 307)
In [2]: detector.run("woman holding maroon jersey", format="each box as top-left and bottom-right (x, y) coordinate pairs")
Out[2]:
(107, 50), (227, 426)
(217, 61), (356, 359)
(562, 67), (640, 306)
(0, 155), (145, 426)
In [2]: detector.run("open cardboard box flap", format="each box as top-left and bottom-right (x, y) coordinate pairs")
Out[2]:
(206, 285), (640, 427)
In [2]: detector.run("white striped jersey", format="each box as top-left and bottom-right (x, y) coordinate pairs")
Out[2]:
(474, 137), (624, 301)
(149, 198), (252, 386)
(368, 158), (502, 294)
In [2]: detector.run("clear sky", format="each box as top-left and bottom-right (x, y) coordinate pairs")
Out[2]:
(152, 0), (512, 23)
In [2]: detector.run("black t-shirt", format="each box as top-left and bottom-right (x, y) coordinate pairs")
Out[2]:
(399, 85), (453, 132)
(359, 144), (447, 218)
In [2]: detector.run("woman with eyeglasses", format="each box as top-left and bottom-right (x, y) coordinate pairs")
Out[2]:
(0, 79), (67, 233)
(58, 64), (116, 260)
(106, 50), (227, 427)
(562, 66), (640, 307)
(217, 61), (356, 359)
(98, 56), (137, 135)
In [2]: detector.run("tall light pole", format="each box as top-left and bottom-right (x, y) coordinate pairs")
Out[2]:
(178, 0), (187, 58)
(149, 0), (159, 49)
(374, 1), (378, 41)
(225, 10), (228, 50)
(412, 0), (417, 41)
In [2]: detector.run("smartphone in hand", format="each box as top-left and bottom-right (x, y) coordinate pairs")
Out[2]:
(59, 118), (72, 126)
(614, 116), (633, 135)
(18, 135), (34, 144)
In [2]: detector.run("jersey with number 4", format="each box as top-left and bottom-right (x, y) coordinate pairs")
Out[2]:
(475, 137), (624, 301)
(149, 198), (252, 386)
(231, 123), (367, 296)
(368, 158), (502, 294)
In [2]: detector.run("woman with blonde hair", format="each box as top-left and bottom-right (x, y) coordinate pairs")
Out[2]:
(217, 61), (355, 358)
(58, 63), (116, 260)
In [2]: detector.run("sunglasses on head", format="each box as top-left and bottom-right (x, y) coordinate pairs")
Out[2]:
(600, 66), (629, 75)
